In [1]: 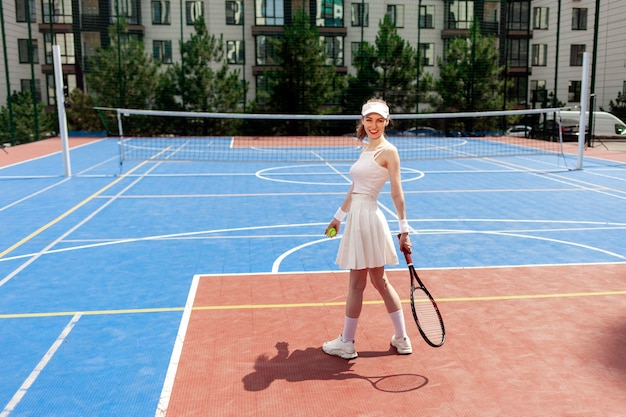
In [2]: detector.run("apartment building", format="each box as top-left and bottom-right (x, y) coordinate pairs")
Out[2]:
(1, 0), (625, 113)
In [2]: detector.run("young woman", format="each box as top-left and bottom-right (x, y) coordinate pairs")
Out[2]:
(323, 98), (413, 359)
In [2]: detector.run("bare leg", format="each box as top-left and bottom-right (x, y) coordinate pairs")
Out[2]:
(369, 266), (412, 353)
(368, 266), (402, 313)
(345, 268), (368, 318)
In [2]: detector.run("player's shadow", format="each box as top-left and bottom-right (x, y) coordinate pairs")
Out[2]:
(604, 319), (626, 376)
(242, 342), (428, 392)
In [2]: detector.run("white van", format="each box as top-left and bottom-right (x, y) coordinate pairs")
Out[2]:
(560, 110), (626, 139)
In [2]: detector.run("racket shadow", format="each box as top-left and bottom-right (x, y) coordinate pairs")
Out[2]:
(242, 342), (428, 393)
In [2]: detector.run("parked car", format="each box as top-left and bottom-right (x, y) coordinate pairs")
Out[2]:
(505, 125), (533, 138)
(559, 110), (626, 139)
(533, 118), (582, 142)
(406, 126), (442, 136)
(387, 126), (442, 137)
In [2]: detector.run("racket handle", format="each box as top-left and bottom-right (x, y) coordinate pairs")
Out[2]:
(397, 234), (413, 264)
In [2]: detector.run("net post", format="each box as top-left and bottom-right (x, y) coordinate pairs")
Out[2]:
(53, 45), (71, 177)
(577, 52), (591, 170)
(117, 109), (125, 165)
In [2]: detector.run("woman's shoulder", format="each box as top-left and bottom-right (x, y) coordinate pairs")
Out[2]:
(383, 141), (398, 151)
(380, 140), (399, 156)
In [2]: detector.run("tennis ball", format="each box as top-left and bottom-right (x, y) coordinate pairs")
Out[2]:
(326, 227), (337, 237)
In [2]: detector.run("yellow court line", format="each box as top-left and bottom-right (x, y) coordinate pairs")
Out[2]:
(1, 289), (625, 319)
(0, 161), (148, 259)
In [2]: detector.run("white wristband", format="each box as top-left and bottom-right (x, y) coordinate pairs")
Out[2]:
(334, 207), (347, 222)
(399, 219), (410, 233)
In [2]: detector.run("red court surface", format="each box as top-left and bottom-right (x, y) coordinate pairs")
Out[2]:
(0, 137), (100, 167)
(563, 140), (626, 163)
(164, 264), (626, 416)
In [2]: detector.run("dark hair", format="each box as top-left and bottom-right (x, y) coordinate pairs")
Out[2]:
(356, 98), (390, 140)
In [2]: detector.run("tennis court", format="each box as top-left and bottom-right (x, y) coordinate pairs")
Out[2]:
(1, 134), (625, 416)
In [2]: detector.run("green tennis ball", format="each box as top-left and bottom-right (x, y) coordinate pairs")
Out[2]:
(326, 227), (337, 237)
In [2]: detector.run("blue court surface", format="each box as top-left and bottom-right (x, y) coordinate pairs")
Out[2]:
(1, 137), (625, 416)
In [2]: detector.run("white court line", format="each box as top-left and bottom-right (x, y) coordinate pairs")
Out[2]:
(0, 162), (163, 288)
(155, 275), (200, 417)
(0, 140), (118, 212)
(538, 171), (626, 200)
(0, 313), (82, 417)
(269, 227), (626, 272)
(2, 220), (625, 264)
(0, 140), (105, 172)
(0, 177), (72, 212)
(583, 168), (626, 183)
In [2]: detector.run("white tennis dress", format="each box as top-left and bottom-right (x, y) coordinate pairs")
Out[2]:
(336, 142), (399, 270)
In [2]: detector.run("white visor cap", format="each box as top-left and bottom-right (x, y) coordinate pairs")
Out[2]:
(361, 102), (389, 119)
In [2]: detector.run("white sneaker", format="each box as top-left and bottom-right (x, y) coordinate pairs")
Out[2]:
(322, 335), (358, 359)
(390, 335), (413, 355)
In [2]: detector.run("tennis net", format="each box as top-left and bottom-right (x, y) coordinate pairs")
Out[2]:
(101, 107), (569, 163)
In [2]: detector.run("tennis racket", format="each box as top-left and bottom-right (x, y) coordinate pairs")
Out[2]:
(398, 237), (445, 347)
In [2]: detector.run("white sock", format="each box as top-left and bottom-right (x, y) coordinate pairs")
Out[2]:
(389, 309), (407, 339)
(341, 316), (359, 342)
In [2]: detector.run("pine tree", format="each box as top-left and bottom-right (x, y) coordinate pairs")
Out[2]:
(162, 19), (246, 114)
(344, 15), (419, 114)
(432, 23), (504, 114)
(260, 10), (343, 135)
(86, 23), (161, 110)
(158, 19), (247, 135)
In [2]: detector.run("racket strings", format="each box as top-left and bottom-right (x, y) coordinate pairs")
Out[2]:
(411, 287), (445, 345)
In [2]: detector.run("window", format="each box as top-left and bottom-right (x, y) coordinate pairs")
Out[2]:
(81, 0), (99, 15)
(386, 5), (404, 28)
(532, 44), (547, 66)
(351, 2), (368, 27)
(46, 74), (55, 106)
(446, 0), (473, 30)
(316, 0), (343, 27)
(570, 44), (585, 66)
(186, 1), (204, 25)
(508, 39), (528, 68)
(111, 0), (139, 25)
(18, 39), (38, 64)
(351, 42), (362, 65)
(227, 40), (245, 64)
(43, 0), (73, 24)
(20, 79), (42, 102)
(568, 80), (582, 102)
(320, 36), (343, 66)
(152, 1), (171, 25)
(153, 40), (172, 63)
(533, 7), (548, 29)
(572, 8), (587, 30)
(44, 33), (76, 65)
(255, 0), (284, 25)
(256, 75), (269, 105)
(530, 80), (547, 104)
(226, 1), (244, 25)
(507, 76), (528, 106)
(255, 35), (280, 65)
(46, 73), (76, 106)
(442, 38), (453, 63)
(16, 0), (37, 22)
(482, 1), (499, 26)
(507, 1), (529, 31)
(418, 43), (434, 67)
(82, 32), (101, 71)
(419, 5), (435, 28)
